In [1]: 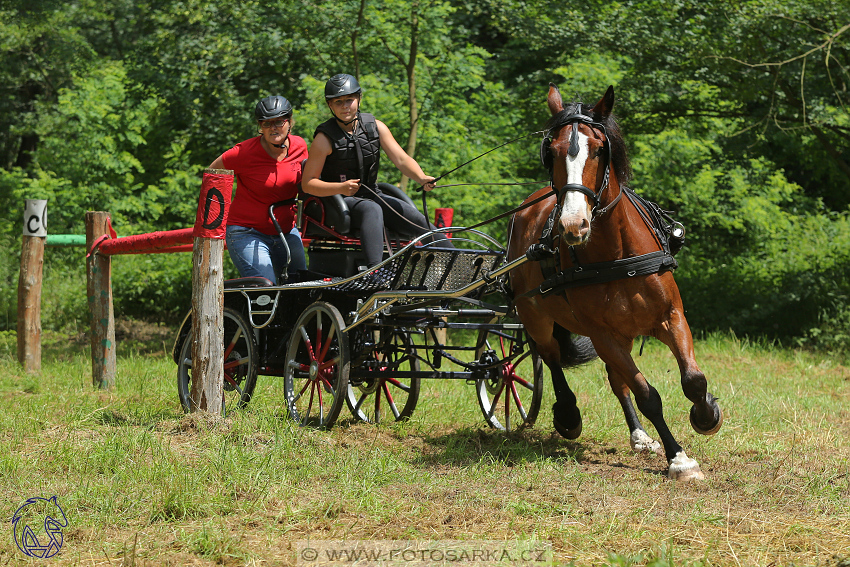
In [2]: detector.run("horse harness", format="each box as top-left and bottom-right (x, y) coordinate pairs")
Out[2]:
(523, 108), (684, 299)
(539, 107), (620, 216)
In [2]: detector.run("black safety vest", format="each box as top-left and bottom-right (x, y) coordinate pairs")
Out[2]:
(314, 113), (381, 196)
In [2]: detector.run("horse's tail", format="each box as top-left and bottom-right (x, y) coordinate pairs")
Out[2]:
(553, 323), (598, 367)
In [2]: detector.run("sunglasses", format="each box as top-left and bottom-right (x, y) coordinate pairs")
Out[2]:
(260, 118), (289, 129)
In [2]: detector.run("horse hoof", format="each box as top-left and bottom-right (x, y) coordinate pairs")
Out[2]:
(552, 403), (582, 439)
(667, 451), (705, 482)
(630, 429), (662, 455)
(690, 402), (723, 436)
(554, 418), (582, 439)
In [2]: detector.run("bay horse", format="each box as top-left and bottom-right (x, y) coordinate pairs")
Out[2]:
(508, 84), (723, 481)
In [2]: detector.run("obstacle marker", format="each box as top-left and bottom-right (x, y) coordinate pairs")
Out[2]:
(17, 199), (47, 373)
(187, 168), (234, 414)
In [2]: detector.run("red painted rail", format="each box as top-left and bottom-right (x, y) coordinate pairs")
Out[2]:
(95, 227), (211, 256)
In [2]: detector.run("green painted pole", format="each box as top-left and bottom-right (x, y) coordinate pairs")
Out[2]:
(46, 234), (86, 247)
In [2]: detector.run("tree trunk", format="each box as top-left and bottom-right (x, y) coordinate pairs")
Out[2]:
(399, 1), (420, 191)
(352, 0), (367, 80)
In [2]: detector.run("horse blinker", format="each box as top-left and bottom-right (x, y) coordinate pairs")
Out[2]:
(540, 136), (553, 170)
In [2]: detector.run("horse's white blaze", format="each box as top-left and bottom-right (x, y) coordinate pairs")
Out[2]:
(630, 429), (662, 455)
(668, 451), (705, 481)
(558, 130), (591, 232)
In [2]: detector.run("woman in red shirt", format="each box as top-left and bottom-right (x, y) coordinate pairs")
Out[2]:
(209, 96), (307, 284)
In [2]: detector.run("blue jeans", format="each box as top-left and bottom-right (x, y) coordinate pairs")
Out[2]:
(225, 225), (306, 284)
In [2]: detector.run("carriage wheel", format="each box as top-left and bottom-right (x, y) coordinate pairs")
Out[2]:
(474, 325), (543, 430)
(283, 302), (350, 428)
(177, 307), (258, 415)
(347, 329), (421, 424)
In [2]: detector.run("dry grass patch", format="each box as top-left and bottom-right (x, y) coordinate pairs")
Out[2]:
(0, 331), (849, 566)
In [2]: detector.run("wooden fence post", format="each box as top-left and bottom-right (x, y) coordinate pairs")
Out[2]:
(85, 211), (116, 389)
(17, 199), (47, 373)
(189, 169), (234, 414)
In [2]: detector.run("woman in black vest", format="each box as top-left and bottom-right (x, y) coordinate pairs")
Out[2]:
(303, 73), (450, 268)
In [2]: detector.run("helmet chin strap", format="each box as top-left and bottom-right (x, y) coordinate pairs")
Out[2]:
(270, 123), (291, 149)
(333, 109), (360, 126)
(270, 134), (289, 149)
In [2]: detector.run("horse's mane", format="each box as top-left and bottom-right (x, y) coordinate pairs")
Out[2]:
(545, 102), (632, 186)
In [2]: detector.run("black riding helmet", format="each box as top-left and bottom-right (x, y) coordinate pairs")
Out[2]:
(324, 74), (361, 99)
(255, 95), (293, 121)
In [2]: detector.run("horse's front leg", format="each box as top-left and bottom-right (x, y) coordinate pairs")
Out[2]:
(658, 306), (723, 436)
(606, 363), (661, 455)
(521, 316), (583, 439)
(593, 333), (705, 481)
(538, 338), (583, 439)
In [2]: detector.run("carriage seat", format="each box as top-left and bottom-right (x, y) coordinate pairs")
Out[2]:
(302, 182), (419, 241)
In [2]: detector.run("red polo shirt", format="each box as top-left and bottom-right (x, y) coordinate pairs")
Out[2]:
(222, 135), (308, 234)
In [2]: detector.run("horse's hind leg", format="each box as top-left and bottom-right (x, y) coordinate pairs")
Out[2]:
(606, 364), (661, 455)
(594, 335), (704, 481)
(659, 310), (723, 435)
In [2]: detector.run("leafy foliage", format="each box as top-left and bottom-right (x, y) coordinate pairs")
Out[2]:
(0, 0), (848, 353)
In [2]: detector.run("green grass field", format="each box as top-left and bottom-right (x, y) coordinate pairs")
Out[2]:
(0, 328), (848, 566)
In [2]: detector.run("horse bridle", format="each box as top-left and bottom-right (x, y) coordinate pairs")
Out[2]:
(540, 110), (619, 218)
(525, 109), (679, 300)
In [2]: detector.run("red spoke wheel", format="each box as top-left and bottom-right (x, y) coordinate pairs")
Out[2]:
(177, 307), (258, 416)
(347, 329), (420, 424)
(475, 325), (543, 431)
(284, 302), (350, 428)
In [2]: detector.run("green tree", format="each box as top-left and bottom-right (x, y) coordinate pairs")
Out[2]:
(598, 0), (850, 209)
(0, 0), (848, 351)
(0, 3), (97, 170)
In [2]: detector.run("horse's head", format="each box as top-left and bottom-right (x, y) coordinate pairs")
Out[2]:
(541, 84), (616, 246)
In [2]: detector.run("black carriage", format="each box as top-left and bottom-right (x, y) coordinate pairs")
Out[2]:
(172, 190), (540, 430)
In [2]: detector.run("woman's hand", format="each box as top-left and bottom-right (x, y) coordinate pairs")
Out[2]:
(339, 179), (360, 196)
(419, 176), (437, 192)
